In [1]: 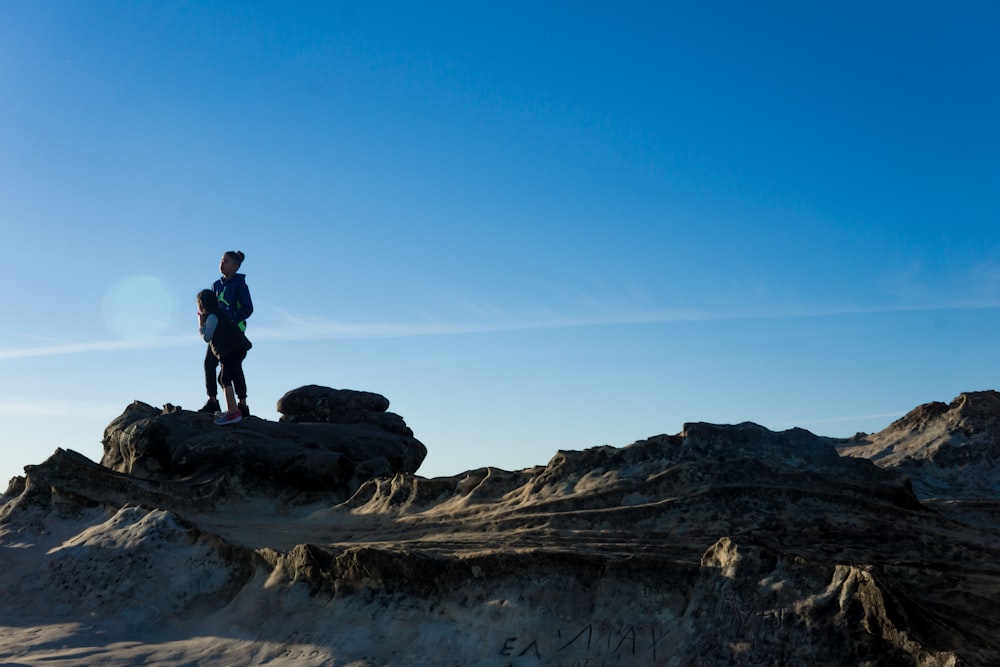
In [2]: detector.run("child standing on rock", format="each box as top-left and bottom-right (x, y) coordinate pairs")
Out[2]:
(199, 251), (253, 418)
(197, 289), (252, 425)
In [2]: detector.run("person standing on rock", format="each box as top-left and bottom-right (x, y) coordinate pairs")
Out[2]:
(197, 289), (252, 425)
(198, 251), (254, 418)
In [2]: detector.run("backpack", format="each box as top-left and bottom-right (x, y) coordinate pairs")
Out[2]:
(210, 313), (252, 358)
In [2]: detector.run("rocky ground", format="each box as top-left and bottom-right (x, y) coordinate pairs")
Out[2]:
(1, 386), (998, 666)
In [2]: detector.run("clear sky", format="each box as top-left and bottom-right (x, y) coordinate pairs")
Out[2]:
(1, 2), (998, 486)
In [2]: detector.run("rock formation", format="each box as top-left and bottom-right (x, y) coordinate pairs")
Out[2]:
(1, 386), (998, 666)
(96, 385), (426, 506)
(839, 390), (1000, 500)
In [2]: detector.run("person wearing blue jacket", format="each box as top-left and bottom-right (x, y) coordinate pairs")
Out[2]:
(199, 251), (254, 417)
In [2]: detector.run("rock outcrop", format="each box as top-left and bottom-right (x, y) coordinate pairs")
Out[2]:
(1, 388), (999, 666)
(839, 391), (1000, 496)
(96, 386), (426, 506)
(839, 390), (1000, 526)
(276, 385), (412, 437)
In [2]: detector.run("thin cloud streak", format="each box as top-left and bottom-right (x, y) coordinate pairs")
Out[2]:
(0, 310), (705, 360)
(0, 301), (997, 361)
(0, 335), (193, 360)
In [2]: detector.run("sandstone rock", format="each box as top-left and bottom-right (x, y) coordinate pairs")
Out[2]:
(277, 385), (390, 414)
(1, 394), (998, 665)
(839, 391), (1000, 509)
(276, 385), (413, 437)
(97, 393), (426, 505)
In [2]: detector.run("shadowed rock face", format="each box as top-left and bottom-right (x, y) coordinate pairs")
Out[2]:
(276, 385), (413, 438)
(97, 387), (426, 505)
(1, 389), (998, 666)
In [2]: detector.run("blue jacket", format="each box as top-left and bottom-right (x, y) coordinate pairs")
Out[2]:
(213, 273), (253, 330)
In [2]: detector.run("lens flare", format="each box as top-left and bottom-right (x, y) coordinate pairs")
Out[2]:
(102, 275), (177, 339)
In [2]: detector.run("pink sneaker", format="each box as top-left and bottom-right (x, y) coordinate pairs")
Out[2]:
(214, 411), (242, 426)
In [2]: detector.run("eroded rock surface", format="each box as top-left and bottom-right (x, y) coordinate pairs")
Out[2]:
(839, 391), (1000, 495)
(276, 384), (413, 438)
(840, 390), (1000, 526)
(97, 387), (425, 505)
(1, 390), (998, 666)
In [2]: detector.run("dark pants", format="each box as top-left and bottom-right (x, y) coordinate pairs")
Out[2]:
(204, 346), (248, 400)
(204, 345), (219, 397)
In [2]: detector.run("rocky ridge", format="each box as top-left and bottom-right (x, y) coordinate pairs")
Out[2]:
(1, 386), (998, 666)
(839, 390), (1000, 500)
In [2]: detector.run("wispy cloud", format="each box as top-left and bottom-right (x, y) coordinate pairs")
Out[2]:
(0, 329), (86, 347)
(876, 258), (1000, 310)
(0, 309), (698, 360)
(0, 300), (998, 361)
(0, 334), (194, 360)
(248, 308), (708, 342)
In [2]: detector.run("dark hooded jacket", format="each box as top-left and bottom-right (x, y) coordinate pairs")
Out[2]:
(213, 273), (253, 330)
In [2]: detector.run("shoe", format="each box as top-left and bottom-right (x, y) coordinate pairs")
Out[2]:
(239, 403), (250, 419)
(198, 398), (221, 413)
(214, 411), (242, 426)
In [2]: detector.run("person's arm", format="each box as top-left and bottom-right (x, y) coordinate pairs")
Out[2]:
(234, 282), (254, 324)
(199, 313), (218, 343)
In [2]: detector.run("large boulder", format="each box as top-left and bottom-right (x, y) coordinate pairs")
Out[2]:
(277, 385), (391, 417)
(277, 385), (413, 437)
(98, 388), (427, 505)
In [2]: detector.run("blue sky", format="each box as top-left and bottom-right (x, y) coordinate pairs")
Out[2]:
(1, 1), (998, 485)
